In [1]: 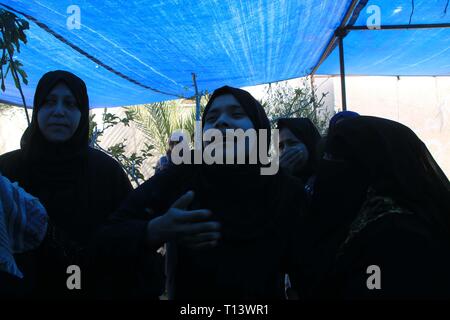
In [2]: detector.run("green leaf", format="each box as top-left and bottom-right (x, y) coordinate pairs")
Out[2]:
(17, 67), (27, 84)
(5, 63), (10, 77)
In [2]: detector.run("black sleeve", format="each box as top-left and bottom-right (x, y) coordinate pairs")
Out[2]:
(336, 215), (450, 299)
(0, 150), (23, 183)
(282, 177), (309, 297)
(285, 211), (306, 298)
(89, 164), (190, 299)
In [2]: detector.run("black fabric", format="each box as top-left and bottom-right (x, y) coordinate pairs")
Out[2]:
(203, 85), (271, 145)
(104, 161), (306, 300)
(277, 118), (321, 182)
(0, 70), (133, 299)
(200, 86), (275, 241)
(332, 211), (450, 299)
(299, 116), (450, 299)
(321, 116), (450, 236)
(97, 86), (307, 300)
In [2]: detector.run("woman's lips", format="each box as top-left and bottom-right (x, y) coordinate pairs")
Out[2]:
(48, 123), (69, 128)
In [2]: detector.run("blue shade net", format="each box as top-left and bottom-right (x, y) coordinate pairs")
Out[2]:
(318, 0), (450, 76)
(0, 0), (352, 108)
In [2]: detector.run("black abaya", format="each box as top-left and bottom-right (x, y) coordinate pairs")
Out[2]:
(95, 86), (308, 300)
(0, 71), (133, 298)
(299, 116), (450, 299)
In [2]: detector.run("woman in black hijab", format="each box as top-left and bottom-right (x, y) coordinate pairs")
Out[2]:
(277, 118), (321, 198)
(298, 116), (450, 299)
(0, 70), (132, 298)
(95, 85), (307, 300)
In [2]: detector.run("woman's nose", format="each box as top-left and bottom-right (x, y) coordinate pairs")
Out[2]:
(214, 114), (231, 129)
(52, 101), (65, 116)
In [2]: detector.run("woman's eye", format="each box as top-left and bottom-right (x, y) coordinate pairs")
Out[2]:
(205, 115), (217, 123)
(45, 99), (57, 106)
(232, 112), (245, 118)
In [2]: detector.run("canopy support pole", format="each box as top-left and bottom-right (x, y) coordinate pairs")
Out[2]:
(310, 0), (361, 76)
(338, 31), (347, 111)
(192, 73), (201, 121)
(191, 73), (203, 151)
(310, 75), (317, 109)
(345, 23), (450, 31)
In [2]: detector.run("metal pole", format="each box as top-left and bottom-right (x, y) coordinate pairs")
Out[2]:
(310, 0), (360, 75)
(192, 73), (200, 121)
(346, 23), (450, 31)
(191, 73), (202, 152)
(338, 35), (347, 111)
(310, 75), (317, 109)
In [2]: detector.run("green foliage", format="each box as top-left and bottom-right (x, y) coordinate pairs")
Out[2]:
(0, 102), (13, 114)
(106, 140), (154, 183)
(260, 78), (333, 134)
(89, 108), (154, 186)
(132, 101), (182, 155)
(0, 9), (30, 124)
(0, 9), (29, 90)
(131, 95), (208, 155)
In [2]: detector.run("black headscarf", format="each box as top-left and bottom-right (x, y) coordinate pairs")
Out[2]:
(0, 71), (135, 298)
(297, 116), (450, 298)
(19, 70), (91, 242)
(197, 85), (280, 241)
(327, 110), (360, 135)
(202, 85), (271, 155)
(307, 116), (449, 266)
(21, 70), (89, 152)
(277, 118), (321, 181)
(108, 85), (306, 299)
(320, 116), (450, 235)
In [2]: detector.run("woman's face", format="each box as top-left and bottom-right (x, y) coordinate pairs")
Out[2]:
(203, 94), (255, 159)
(279, 127), (309, 174)
(279, 127), (305, 154)
(37, 82), (81, 143)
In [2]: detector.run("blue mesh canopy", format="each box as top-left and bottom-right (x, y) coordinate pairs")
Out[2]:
(318, 0), (450, 76)
(0, 0), (352, 107)
(1, 1), (448, 108)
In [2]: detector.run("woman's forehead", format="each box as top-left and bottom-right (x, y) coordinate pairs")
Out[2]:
(209, 94), (242, 111)
(279, 127), (300, 141)
(48, 82), (74, 96)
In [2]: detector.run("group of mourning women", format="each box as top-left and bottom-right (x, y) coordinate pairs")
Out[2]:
(0, 70), (449, 300)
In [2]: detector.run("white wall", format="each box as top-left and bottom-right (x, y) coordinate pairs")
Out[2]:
(324, 75), (450, 178)
(0, 107), (30, 153)
(2, 76), (449, 178)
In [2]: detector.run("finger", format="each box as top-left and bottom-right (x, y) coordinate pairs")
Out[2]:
(181, 232), (221, 245)
(291, 152), (306, 164)
(281, 151), (298, 166)
(174, 209), (212, 223)
(280, 151), (294, 165)
(281, 148), (299, 162)
(171, 191), (194, 209)
(180, 221), (221, 235)
(187, 240), (219, 250)
(279, 153), (289, 165)
(280, 149), (294, 161)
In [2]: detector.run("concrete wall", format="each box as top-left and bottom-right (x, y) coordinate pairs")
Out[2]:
(321, 76), (450, 178)
(2, 76), (449, 178)
(0, 107), (30, 154)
